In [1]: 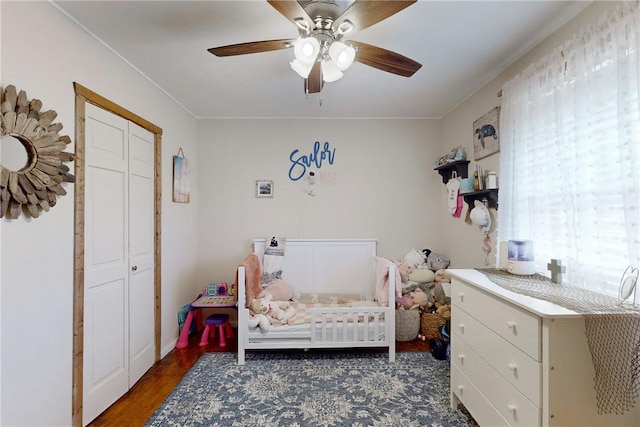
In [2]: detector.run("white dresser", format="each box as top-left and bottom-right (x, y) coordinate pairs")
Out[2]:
(448, 269), (640, 427)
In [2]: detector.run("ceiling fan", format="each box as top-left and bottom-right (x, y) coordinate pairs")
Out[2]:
(208, 0), (422, 95)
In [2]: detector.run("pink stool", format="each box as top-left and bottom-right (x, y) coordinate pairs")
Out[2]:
(199, 313), (234, 347)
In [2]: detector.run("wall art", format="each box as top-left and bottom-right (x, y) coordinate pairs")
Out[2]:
(172, 147), (190, 203)
(0, 84), (75, 219)
(255, 180), (273, 198)
(473, 107), (500, 160)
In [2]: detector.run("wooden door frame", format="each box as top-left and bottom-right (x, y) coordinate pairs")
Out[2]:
(72, 82), (163, 427)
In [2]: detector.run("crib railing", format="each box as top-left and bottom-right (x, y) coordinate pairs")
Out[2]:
(310, 307), (388, 344)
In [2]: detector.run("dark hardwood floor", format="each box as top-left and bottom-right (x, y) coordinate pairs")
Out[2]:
(88, 330), (430, 426)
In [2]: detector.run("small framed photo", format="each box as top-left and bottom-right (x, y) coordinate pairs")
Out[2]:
(255, 180), (274, 198)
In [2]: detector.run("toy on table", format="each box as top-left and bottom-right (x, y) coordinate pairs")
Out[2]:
(176, 282), (237, 349)
(191, 282), (237, 307)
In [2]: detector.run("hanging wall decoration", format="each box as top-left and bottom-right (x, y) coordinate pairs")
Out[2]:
(0, 84), (75, 219)
(172, 147), (190, 203)
(473, 107), (501, 160)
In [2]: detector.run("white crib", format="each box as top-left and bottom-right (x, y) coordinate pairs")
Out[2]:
(236, 238), (397, 365)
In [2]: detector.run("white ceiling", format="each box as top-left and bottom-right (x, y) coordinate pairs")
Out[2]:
(52, 0), (590, 119)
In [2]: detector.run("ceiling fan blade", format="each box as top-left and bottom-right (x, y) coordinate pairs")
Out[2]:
(305, 62), (324, 94)
(208, 39), (295, 57)
(349, 40), (422, 77)
(335, 0), (416, 33)
(267, 0), (314, 30)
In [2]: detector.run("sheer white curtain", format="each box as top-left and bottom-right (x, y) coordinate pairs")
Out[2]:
(499, 2), (640, 299)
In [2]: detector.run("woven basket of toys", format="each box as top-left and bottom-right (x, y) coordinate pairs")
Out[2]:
(420, 312), (446, 340)
(395, 309), (421, 341)
(420, 304), (451, 340)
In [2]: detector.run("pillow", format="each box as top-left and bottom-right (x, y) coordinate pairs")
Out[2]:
(258, 279), (294, 301)
(347, 300), (379, 308)
(409, 268), (435, 284)
(261, 236), (286, 286)
(403, 249), (426, 268)
(292, 292), (363, 304)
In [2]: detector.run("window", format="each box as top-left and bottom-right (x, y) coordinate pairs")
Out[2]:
(499, 2), (640, 300)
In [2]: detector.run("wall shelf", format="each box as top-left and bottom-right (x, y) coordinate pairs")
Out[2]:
(462, 189), (499, 210)
(434, 160), (470, 184)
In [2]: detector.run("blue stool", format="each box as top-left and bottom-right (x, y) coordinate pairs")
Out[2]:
(199, 313), (233, 347)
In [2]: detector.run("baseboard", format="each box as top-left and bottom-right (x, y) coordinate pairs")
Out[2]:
(161, 338), (178, 358)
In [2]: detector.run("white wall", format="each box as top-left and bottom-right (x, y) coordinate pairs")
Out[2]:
(438, 1), (620, 268)
(0, 2), (199, 426)
(196, 118), (444, 287)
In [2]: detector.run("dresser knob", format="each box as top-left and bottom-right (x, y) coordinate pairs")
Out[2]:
(508, 404), (517, 413)
(458, 385), (464, 391)
(458, 323), (464, 332)
(507, 320), (517, 329)
(508, 363), (518, 371)
(458, 354), (465, 362)
(457, 292), (464, 302)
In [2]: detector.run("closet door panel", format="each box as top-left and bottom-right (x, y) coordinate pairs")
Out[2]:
(127, 122), (155, 387)
(83, 103), (130, 426)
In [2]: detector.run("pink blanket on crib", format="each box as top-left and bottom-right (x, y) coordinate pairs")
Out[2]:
(238, 253), (262, 308)
(374, 257), (402, 306)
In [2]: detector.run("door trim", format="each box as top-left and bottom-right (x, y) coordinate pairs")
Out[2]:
(72, 82), (163, 427)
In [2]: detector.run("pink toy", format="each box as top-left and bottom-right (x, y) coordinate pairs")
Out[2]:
(199, 313), (234, 347)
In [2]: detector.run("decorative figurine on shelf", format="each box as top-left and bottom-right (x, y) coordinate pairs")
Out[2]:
(435, 146), (466, 166)
(454, 145), (466, 161)
(547, 259), (566, 284)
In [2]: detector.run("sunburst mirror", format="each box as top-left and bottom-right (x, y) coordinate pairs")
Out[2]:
(0, 85), (75, 219)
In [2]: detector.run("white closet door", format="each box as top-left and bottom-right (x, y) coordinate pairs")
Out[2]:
(83, 104), (155, 425)
(83, 103), (130, 426)
(127, 122), (155, 386)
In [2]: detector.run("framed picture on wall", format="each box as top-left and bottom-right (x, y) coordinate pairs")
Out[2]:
(172, 148), (190, 203)
(255, 180), (274, 198)
(473, 107), (501, 160)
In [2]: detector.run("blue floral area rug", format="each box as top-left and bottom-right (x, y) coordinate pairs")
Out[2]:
(146, 351), (477, 427)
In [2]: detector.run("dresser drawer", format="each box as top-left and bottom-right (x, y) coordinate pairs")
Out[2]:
(452, 337), (541, 427)
(452, 278), (541, 360)
(451, 364), (510, 427)
(452, 307), (542, 407)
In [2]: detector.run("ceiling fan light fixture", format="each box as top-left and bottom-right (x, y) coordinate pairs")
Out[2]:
(321, 59), (343, 82)
(329, 41), (356, 71)
(294, 37), (320, 66)
(290, 59), (312, 78)
(336, 20), (355, 36)
(293, 17), (310, 32)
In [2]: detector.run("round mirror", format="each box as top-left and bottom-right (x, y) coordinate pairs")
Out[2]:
(0, 84), (76, 219)
(0, 134), (31, 171)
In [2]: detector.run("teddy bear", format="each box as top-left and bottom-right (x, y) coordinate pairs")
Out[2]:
(251, 292), (296, 325)
(247, 311), (270, 331)
(435, 269), (451, 283)
(248, 297), (271, 331)
(408, 288), (430, 310)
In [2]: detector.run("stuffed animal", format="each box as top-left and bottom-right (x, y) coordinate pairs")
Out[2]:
(393, 260), (411, 283)
(248, 297), (272, 331)
(436, 303), (451, 320)
(435, 269), (451, 283)
(395, 294), (413, 310)
(248, 312), (270, 331)
(408, 288), (430, 310)
(252, 292), (296, 324)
